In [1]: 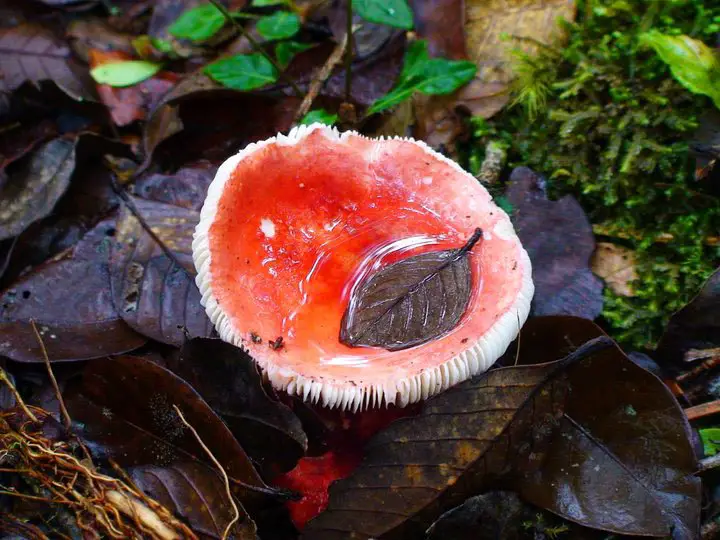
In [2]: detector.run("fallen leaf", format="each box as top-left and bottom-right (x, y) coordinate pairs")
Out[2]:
(0, 120), (57, 187)
(340, 228), (482, 351)
(505, 167), (603, 319)
(129, 461), (257, 539)
(0, 137), (76, 241)
(90, 60), (163, 87)
(327, 0), (398, 60)
(0, 23), (95, 102)
(0, 219), (146, 363)
(89, 49), (178, 126)
(63, 354), (269, 507)
(109, 196), (213, 346)
(416, 0), (576, 148)
(656, 266), (720, 366)
(591, 242), (638, 297)
(425, 491), (531, 540)
(133, 161), (217, 211)
(304, 337), (611, 538)
(169, 337), (308, 475)
(67, 18), (136, 62)
(409, 0), (467, 59)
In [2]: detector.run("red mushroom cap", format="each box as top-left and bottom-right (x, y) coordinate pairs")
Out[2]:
(192, 124), (533, 411)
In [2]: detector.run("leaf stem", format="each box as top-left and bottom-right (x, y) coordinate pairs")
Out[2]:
(208, 0), (304, 98)
(344, 0), (354, 102)
(458, 227), (483, 256)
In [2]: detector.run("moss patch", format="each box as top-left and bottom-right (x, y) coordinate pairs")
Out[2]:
(468, 0), (720, 350)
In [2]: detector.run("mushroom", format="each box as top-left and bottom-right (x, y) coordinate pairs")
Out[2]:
(192, 123), (534, 411)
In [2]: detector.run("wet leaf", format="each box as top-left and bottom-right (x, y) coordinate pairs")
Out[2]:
(170, 337), (307, 475)
(168, 3), (225, 42)
(369, 41), (476, 114)
(505, 167), (603, 319)
(90, 60), (162, 87)
(299, 109), (338, 126)
(276, 41), (316, 68)
(0, 23), (94, 102)
(591, 242), (638, 297)
(205, 53), (279, 90)
(354, 0), (414, 30)
(425, 491), (531, 540)
(0, 137), (76, 241)
(308, 319), (701, 539)
(256, 11), (300, 41)
(656, 266), (720, 366)
(133, 161), (217, 211)
(130, 461), (257, 539)
(640, 31), (720, 109)
(110, 197), (213, 346)
(340, 228), (482, 351)
(0, 220), (146, 363)
(63, 354), (269, 507)
(305, 337), (612, 538)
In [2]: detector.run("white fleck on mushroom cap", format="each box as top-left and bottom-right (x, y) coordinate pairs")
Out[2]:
(192, 123), (534, 411)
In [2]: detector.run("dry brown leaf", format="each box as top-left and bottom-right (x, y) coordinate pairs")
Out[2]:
(417, 0), (576, 148)
(591, 242), (638, 297)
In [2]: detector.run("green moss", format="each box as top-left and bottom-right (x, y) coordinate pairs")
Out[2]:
(469, 0), (720, 350)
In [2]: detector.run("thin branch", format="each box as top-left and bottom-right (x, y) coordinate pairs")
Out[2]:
(110, 177), (194, 282)
(172, 405), (239, 540)
(30, 320), (72, 432)
(685, 399), (720, 421)
(294, 32), (348, 122)
(0, 367), (38, 423)
(208, 0), (304, 98)
(344, 0), (354, 102)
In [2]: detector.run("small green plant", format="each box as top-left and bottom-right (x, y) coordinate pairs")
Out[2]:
(699, 427), (720, 456)
(300, 109), (339, 126)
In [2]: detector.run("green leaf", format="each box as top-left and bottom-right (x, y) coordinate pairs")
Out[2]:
(276, 41), (315, 68)
(700, 428), (720, 457)
(204, 53), (278, 90)
(256, 11), (300, 41)
(169, 3), (225, 42)
(369, 55), (476, 114)
(399, 39), (430, 81)
(90, 60), (162, 87)
(252, 0), (290, 6)
(639, 30), (720, 109)
(354, 0), (413, 29)
(299, 109), (338, 126)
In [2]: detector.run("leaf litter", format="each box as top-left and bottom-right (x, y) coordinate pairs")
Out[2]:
(0, 0), (716, 538)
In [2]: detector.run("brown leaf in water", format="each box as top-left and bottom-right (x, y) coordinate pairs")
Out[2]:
(591, 242), (638, 297)
(0, 137), (76, 241)
(170, 337), (308, 475)
(340, 229), (482, 351)
(308, 316), (700, 539)
(63, 354), (269, 509)
(0, 23), (95, 103)
(0, 218), (146, 363)
(505, 167), (603, 319)
(129, 461), (257, 539)
(110, 196), (213, 346)
(416, 0), (576, 148)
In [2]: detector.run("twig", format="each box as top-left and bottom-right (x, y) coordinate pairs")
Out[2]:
(344, 0), (354, 102)
(110, 178), (194, 282)
(685, 399), (720, 421)
(294, 32), (349, 122)
(0, 367), (37, 423)
(208, 0), (304, 98)
(30, 320), (72, 433)
(172, 405), (239, 540)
